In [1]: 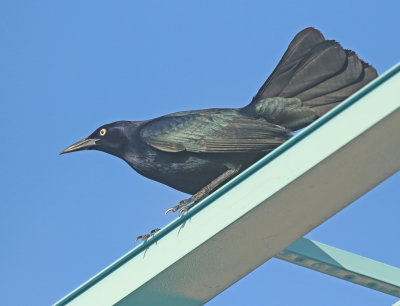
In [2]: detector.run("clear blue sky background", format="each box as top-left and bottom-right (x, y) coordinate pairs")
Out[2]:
(1, 1), (399, 305)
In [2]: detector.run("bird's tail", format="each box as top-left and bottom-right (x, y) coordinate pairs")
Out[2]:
(245, 28), (377, 129)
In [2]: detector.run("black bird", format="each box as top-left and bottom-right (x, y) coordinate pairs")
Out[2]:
(61, 28), (377, 225)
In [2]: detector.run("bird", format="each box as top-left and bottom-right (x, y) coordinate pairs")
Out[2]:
(60, 28), (377, 239)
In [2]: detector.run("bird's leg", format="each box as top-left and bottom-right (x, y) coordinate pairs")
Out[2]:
(134, 228), (160, 243)
(165, 167), (239, 216)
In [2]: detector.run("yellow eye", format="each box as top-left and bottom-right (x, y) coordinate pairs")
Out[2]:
(99, 128), (107, 136)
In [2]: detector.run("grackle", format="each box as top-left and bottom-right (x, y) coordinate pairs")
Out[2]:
(60, 28), (377, 238)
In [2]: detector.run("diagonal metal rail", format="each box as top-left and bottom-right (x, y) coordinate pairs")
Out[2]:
(276, 238), (400, 297)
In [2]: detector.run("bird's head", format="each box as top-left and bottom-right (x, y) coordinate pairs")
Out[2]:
(60, 121), (132, 158)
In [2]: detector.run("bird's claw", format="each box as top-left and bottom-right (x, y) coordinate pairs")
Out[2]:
(134, 234), (150, 243)
(164, 206), (178, 215)
(150, 228), (160, 235)
(134, 228), (160, 243)
(164, 198), (193, 215)
(178, 204), (195, 216)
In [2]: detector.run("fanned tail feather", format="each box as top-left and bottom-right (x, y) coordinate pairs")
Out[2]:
(249, 28), (377, 118)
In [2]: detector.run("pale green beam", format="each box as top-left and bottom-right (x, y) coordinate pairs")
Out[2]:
(276, 238), (400, 297)
(54, 63), (400, 306)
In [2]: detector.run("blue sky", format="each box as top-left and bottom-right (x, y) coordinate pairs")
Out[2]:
(1, 1), (399, 305)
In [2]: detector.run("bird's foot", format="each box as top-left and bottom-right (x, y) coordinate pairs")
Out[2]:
(165, 194), (201, 216)
(164, 168), (240, 216)
(164, 197), (192, 215)
(177, 203), (196, 216)
(164, 167), (240, 217)
(134, 228), (160, 243)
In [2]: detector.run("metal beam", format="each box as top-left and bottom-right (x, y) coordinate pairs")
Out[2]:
(276, 238), (400, 297)
(54, 63), (400, 306)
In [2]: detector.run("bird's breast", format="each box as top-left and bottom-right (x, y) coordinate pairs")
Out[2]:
(123, 148), (231, 194)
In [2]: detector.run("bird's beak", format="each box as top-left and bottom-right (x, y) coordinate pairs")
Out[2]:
(59, 138), (100, 155)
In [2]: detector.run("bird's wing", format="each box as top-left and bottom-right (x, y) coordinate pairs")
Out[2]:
(139, 112), (289, 153)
